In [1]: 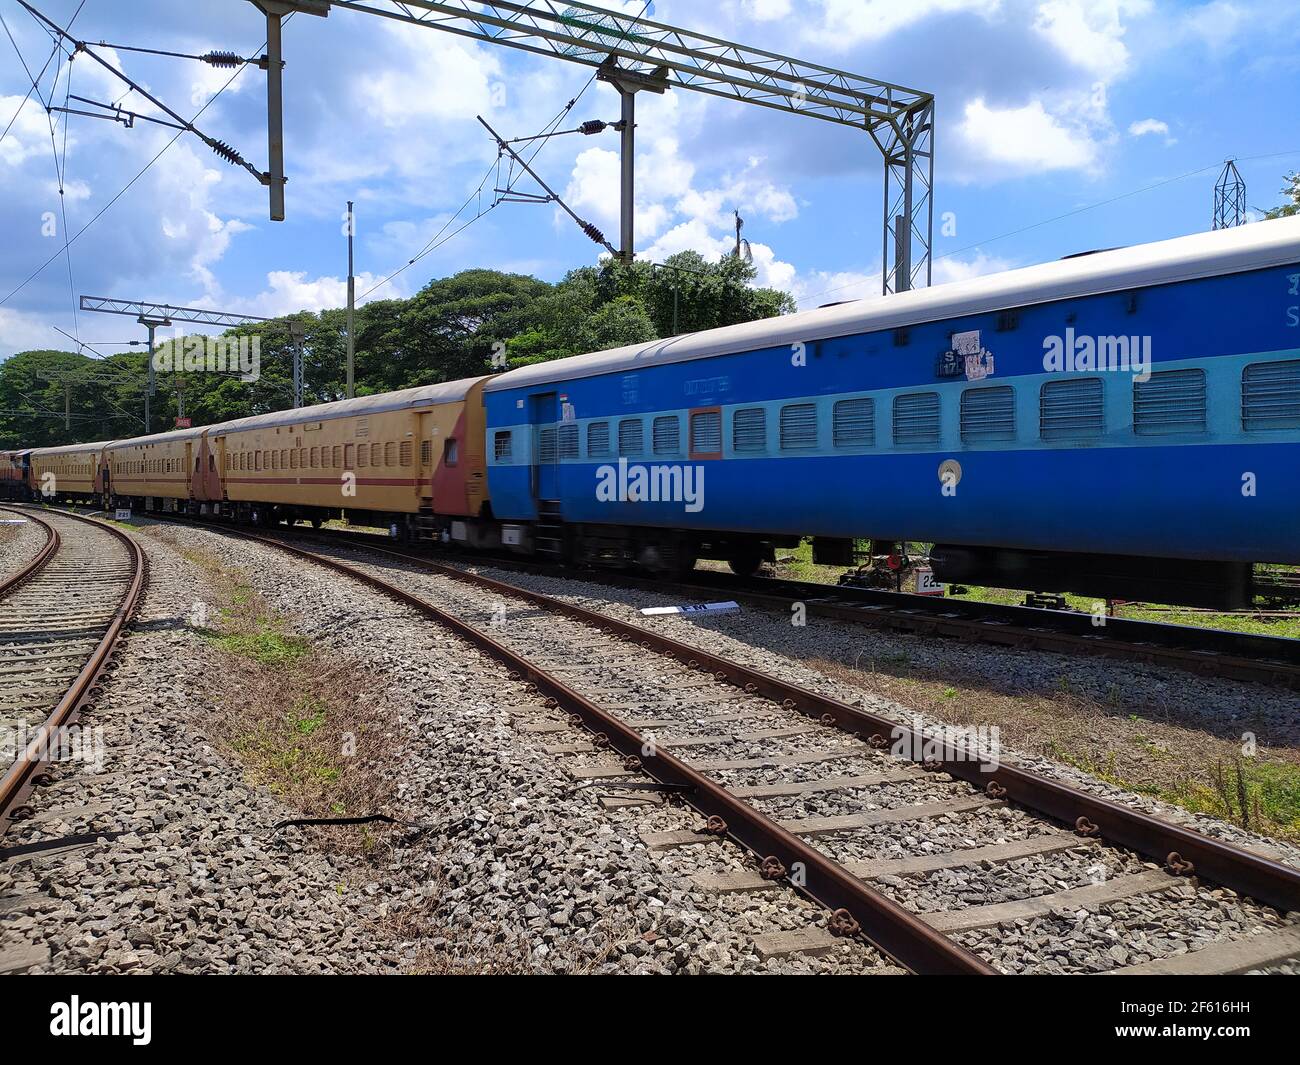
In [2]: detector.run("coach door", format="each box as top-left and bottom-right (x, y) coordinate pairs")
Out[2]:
(530, 392), (560, 502)
(418, 412), (434, 500)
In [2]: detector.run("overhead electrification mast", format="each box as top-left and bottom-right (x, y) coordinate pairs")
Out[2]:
(243, 0), (936, 293)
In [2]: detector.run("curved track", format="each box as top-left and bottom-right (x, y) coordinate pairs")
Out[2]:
(0, 506), (146, 832)
(158, 516), (1300, 975)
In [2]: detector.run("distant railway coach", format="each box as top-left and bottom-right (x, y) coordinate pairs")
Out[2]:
(27, 442), (109, 505)
(208, 378), (491, 538)
(484, 216), (1300, 607)
(0, 450), (31, 500)
(105, 426), (218, 512)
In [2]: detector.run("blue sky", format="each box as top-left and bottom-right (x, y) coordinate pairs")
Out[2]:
(2, 0), (1298, 359)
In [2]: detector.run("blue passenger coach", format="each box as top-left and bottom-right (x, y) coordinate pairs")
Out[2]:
(483, 218), (1300, 607)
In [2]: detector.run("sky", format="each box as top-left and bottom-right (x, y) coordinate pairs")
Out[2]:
(1, 0), (1298, 360)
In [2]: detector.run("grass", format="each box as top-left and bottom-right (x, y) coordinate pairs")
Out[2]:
(953, 584), (1300, 639)
(206, 625), (312, 667)
(177, 545), (393, 843)
(812, 646), (1300, 846)
(755, 538), (1300, 639)
(1052, 745), (1300, 842)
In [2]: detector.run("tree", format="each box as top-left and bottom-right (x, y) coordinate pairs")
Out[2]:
(595, 251), (796, 338)
(0, 256), (797, 443)
(1265, 172), (1299, 219)
(0, 349), (148, 447)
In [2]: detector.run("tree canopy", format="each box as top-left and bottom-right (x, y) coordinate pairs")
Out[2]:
(1265, 172), (1300, 219)
(0, 254), (796, 448)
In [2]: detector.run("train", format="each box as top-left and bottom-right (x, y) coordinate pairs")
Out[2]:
(3, 216), (1299, 609)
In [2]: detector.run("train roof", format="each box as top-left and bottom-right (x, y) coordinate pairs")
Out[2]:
(27, 441), (113, 457)
(485, 215), (1300, 393)
(107, 425), (209, 450)
(208, 377), (489, 436)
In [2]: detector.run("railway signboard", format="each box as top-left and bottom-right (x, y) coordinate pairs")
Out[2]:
(914, 569), (946, 596)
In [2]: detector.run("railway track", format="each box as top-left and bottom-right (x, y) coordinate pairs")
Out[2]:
(152, 515), (1300, 975)
(501, 562), (1300, 690)
(264, 524), (1300, 690)
(0, 506), (146, 833)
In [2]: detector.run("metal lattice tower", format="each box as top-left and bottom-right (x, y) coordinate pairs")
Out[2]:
(245, 0), (935, 293)
(79, 297), (280, 432)
(1213, 159), (1246, 230)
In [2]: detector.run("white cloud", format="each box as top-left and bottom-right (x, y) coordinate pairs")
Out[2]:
(1033, 0), (1152, 81)
(1182, 1), (1246, 50)
(0, 307), (70, 356)
(1128, 117), (1174, 144)
(791, 269), (881, 309)
(803, 0), (1002, 48)
(787, 251), (1012, 310)
(220, 271), (405, 319)
(743, 0), (795, 18)
(565, 127), (801, 260)
(956, 97), (1101, 177)
(933, 250), (1013, 284)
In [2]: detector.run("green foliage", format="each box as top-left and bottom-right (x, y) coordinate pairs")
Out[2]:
(0, 258), (795, 446)
(1265, 172), (1299, 219)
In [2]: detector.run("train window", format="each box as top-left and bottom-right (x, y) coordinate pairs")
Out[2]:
(652, 416), (680, 455)
(357, 445), (368, 468)
(893, 392), (941, 446)
(345, 444), (355, 468)
(371, 444), (382, 466)
(780, 403), (818, 450)
(960, 386), (1016, 443)
(1242, 359), (1300, 431)
(399, 442), (413, 467)
(587, 422), (611, 457)
(537, 428), (557, 464)
(334, 446), (343, 468)
(291, 450), (300, 470)
(256, 451), (263, 471)
(889, 392), (941, 444)
(733, 408), (767, 453)
(558, 423), (579, 460)
(494, 431), (513, 463)
(445, 439), (460, 467)
(833, 399), (875, 448)
(209, 454), (216, 472)
(1041, 378), (1104, 440)
(419, 441), (432, 466)
(618, 419), (644, 456)
(690, 411), (721, 456)
(1134, 369), (1207, 435)
(315, 448), (324, 469)
(384, 442), (397, 467)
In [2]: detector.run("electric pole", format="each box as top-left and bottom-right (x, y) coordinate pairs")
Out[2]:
(346, 200), (355, 399)
(139, 316), (170, 434)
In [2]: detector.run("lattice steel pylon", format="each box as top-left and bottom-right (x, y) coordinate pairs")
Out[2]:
(244, 0), (935, 293)
(1213, 159), (1247, 230)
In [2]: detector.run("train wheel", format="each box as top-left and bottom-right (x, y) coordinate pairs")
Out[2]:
(727, 548), (764, 577)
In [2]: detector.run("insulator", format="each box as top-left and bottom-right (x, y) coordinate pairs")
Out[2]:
(580, 221), (607, 246)
(579, 120), (608, 136)
(201, 51), (243, 68)
(209, 139), (242, 166)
